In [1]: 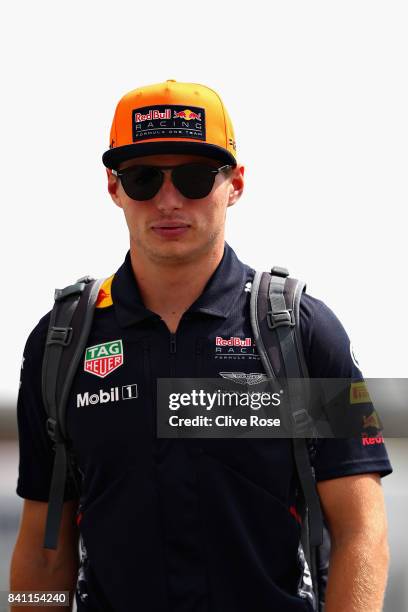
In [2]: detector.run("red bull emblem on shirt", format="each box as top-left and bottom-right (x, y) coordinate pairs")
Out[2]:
(362, 411), (382, 430)
(214, 336), (259, 360)
(84, 339), (124, 378)
(215, 337), (252, 347)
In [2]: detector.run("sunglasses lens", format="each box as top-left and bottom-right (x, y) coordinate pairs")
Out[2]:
(120, 166), (162, 200)
(173, 164), (217, 199)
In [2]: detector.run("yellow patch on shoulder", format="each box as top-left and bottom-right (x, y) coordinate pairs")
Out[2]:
(350, 381), (371, 405)
(95, 274), (114, 308)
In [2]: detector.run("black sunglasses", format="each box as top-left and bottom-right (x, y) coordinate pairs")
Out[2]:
(111, 162), (232, 201)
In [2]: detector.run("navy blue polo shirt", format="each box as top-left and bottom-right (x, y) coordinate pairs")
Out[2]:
(16, 243), (393, 612)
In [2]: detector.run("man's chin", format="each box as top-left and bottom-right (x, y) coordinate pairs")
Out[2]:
(138, 236), (186, 259)
(142, 236), (213, 265)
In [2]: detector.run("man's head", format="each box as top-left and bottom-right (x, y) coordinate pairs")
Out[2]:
(103, 79), (244, 265)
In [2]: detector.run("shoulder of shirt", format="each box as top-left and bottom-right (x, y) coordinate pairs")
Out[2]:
(23, 310), (52, 361)
(298, 291), (350, 357)
(299, 291), (342, 327)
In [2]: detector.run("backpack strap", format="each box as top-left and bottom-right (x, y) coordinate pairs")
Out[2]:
(250, 269), (314, 433)
(41, 276), (103, 549)
(250, 268), (324, 606)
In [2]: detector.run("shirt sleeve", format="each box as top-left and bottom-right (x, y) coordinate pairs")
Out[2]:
(16, 312), (79, 502)
(299, 292), (393, 482)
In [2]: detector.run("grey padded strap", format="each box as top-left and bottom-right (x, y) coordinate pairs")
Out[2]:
(43, 278), (103, 549)
(268, 273), (313, 436)
(42, 295), (82, 443)
(252, 269), (324, 609)
(250, 271), (277, 380)
(268, 271), (323, 538)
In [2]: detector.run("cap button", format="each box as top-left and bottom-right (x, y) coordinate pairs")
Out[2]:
(166, 79), (176, 82)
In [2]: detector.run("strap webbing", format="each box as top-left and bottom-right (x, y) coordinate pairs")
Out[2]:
(268, 273), (313, 435)
(292, 438), (323, 547)
(42, 297), (81, 438)
(268, 271), (323, 548)
(42, 286), (85, 550)
(251, 270), (324, 609)
(42, 278), (103, 549)
(43, 443), (68, 549)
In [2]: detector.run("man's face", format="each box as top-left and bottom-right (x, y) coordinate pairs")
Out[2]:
(107, 153), (244, 265)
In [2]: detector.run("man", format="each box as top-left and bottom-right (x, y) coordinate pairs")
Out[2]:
(11, 80), (392, 612)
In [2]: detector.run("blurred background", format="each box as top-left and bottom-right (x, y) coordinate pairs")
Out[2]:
(1, 0), (407, 609)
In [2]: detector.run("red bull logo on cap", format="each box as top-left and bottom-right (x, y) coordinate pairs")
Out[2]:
(132, 104), (206, 142)
(134, 109), (172, 122)
(173, 109), (202, 121)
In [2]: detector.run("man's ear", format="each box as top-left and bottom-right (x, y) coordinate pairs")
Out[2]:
(106, 168), (122, 208)
(227, 164), (245, 208)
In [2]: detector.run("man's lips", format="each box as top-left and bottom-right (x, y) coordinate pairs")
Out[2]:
(151, 221), (191, 228)
(150, 221), (191, 238)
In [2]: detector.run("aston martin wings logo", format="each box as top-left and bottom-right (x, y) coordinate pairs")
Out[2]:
(219, 372), (269, 385)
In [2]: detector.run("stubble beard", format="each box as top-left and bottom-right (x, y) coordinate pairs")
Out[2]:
(131, 226), (223, 267)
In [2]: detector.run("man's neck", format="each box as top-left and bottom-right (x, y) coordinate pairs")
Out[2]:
(129, 242), (225, 333)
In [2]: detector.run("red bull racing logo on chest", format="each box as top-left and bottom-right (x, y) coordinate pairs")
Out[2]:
(214, 336), (260, 360)
(132, 105), (206, 142)
(84, 340), (124, 378)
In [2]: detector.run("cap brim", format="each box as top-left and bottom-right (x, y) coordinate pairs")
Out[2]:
(102, 141), (236, 169)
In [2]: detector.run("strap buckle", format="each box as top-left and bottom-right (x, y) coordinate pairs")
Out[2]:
(270, 266), (289, 278)
(267, 308), (295, 329)
(47, 326), (73, 346)
(291, 408), (316, 436)
(54, 282), (86, 302)
(292, 408), (312, 428)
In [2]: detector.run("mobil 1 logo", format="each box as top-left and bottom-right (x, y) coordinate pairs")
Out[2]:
(77, 384), (138, 407)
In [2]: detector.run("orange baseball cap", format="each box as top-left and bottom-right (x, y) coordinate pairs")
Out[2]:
(102, 79), (237, 169)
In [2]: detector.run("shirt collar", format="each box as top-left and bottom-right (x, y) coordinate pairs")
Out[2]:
(111, 242), (250, 328)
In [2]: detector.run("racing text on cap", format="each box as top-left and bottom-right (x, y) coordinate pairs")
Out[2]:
(132, 105), (206, 142)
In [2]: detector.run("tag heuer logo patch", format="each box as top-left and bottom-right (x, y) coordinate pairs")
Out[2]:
(84, 340), (124, 378)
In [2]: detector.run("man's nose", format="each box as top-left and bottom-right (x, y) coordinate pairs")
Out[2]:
(154, 170), (183, 212)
